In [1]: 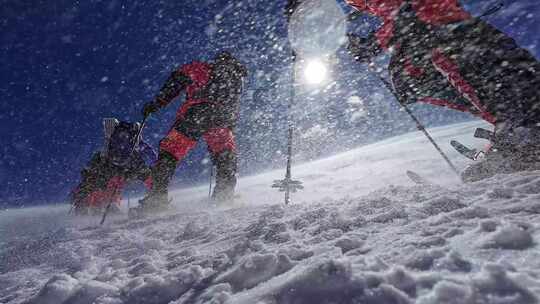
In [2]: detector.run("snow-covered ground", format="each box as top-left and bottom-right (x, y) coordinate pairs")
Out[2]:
(1, 121), (540, 304)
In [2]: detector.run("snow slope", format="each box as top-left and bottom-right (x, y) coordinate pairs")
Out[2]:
(1, 121), (540, 304)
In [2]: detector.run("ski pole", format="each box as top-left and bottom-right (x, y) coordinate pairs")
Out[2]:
(130, 115), (149, 156)
(285, 117), (294, 205)
(284, 52), (297, 205)
(100, 179), (125, 226)
(401, 100), (460, 175)
(479, 1), (503, 18)
(344, 2), (503, 177)
(271, 52), (304, 204)
(208, 164), (214, 201)
(373, 72), (460, 176)
(100, 201), (112, 225)
(68, 192), (81, 215)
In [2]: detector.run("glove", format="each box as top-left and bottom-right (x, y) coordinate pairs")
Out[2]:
(347, 33), (380, 63)
(142, 101), (160, 118)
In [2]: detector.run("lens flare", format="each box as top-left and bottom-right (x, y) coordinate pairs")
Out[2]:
(303, 59), (328, 85)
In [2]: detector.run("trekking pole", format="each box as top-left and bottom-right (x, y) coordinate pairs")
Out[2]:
(68, 204), (75, 215)
(339, 5), (461, 176)
(68, 194), (75, 215)
(100, 179), (126, 225)
(100, 183), (122, 226)
(68, 193), (81, 215)
(370, 68), (460, 176)
(399, 99), (460, 176)
(131, 115), (149, 155)
(100, 201), (112, 225)
(479, 1), (503, 18)
(272, 52), (304, 204)
(208, 164), (214, 201)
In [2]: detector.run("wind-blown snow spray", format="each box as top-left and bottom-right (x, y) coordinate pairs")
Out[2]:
(273, 0), (346, 204)
(286, 0), (347, 57)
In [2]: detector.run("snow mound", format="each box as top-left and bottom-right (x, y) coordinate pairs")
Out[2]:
(27, 274), (79, 304)
(481, 224), (534, 250)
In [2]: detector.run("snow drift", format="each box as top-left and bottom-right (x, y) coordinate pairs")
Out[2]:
(1, 121), (539, 304)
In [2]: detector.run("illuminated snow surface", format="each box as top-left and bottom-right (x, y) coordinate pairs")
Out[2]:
(1, 121), (540, 304)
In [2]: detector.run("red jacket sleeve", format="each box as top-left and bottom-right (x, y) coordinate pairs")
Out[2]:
(412, 0), (471, 25)
(155, 68), (193, 107)
(178, 61), (212, 100)
(346, 0), (471, 49)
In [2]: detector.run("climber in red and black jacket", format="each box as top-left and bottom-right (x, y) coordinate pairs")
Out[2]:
(70, 120), (156, 215)
(139, 51), (247, 209)
(345, 0), (540, 180)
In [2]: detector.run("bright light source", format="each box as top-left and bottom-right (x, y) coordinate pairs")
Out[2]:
(303, 59), (328, 85)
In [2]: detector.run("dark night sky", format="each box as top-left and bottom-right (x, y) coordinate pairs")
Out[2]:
(0, 0), (294, 207)
(1, 0), (538, 207)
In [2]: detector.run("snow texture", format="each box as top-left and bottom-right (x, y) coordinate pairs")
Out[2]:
(1, 122), (539, 304)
